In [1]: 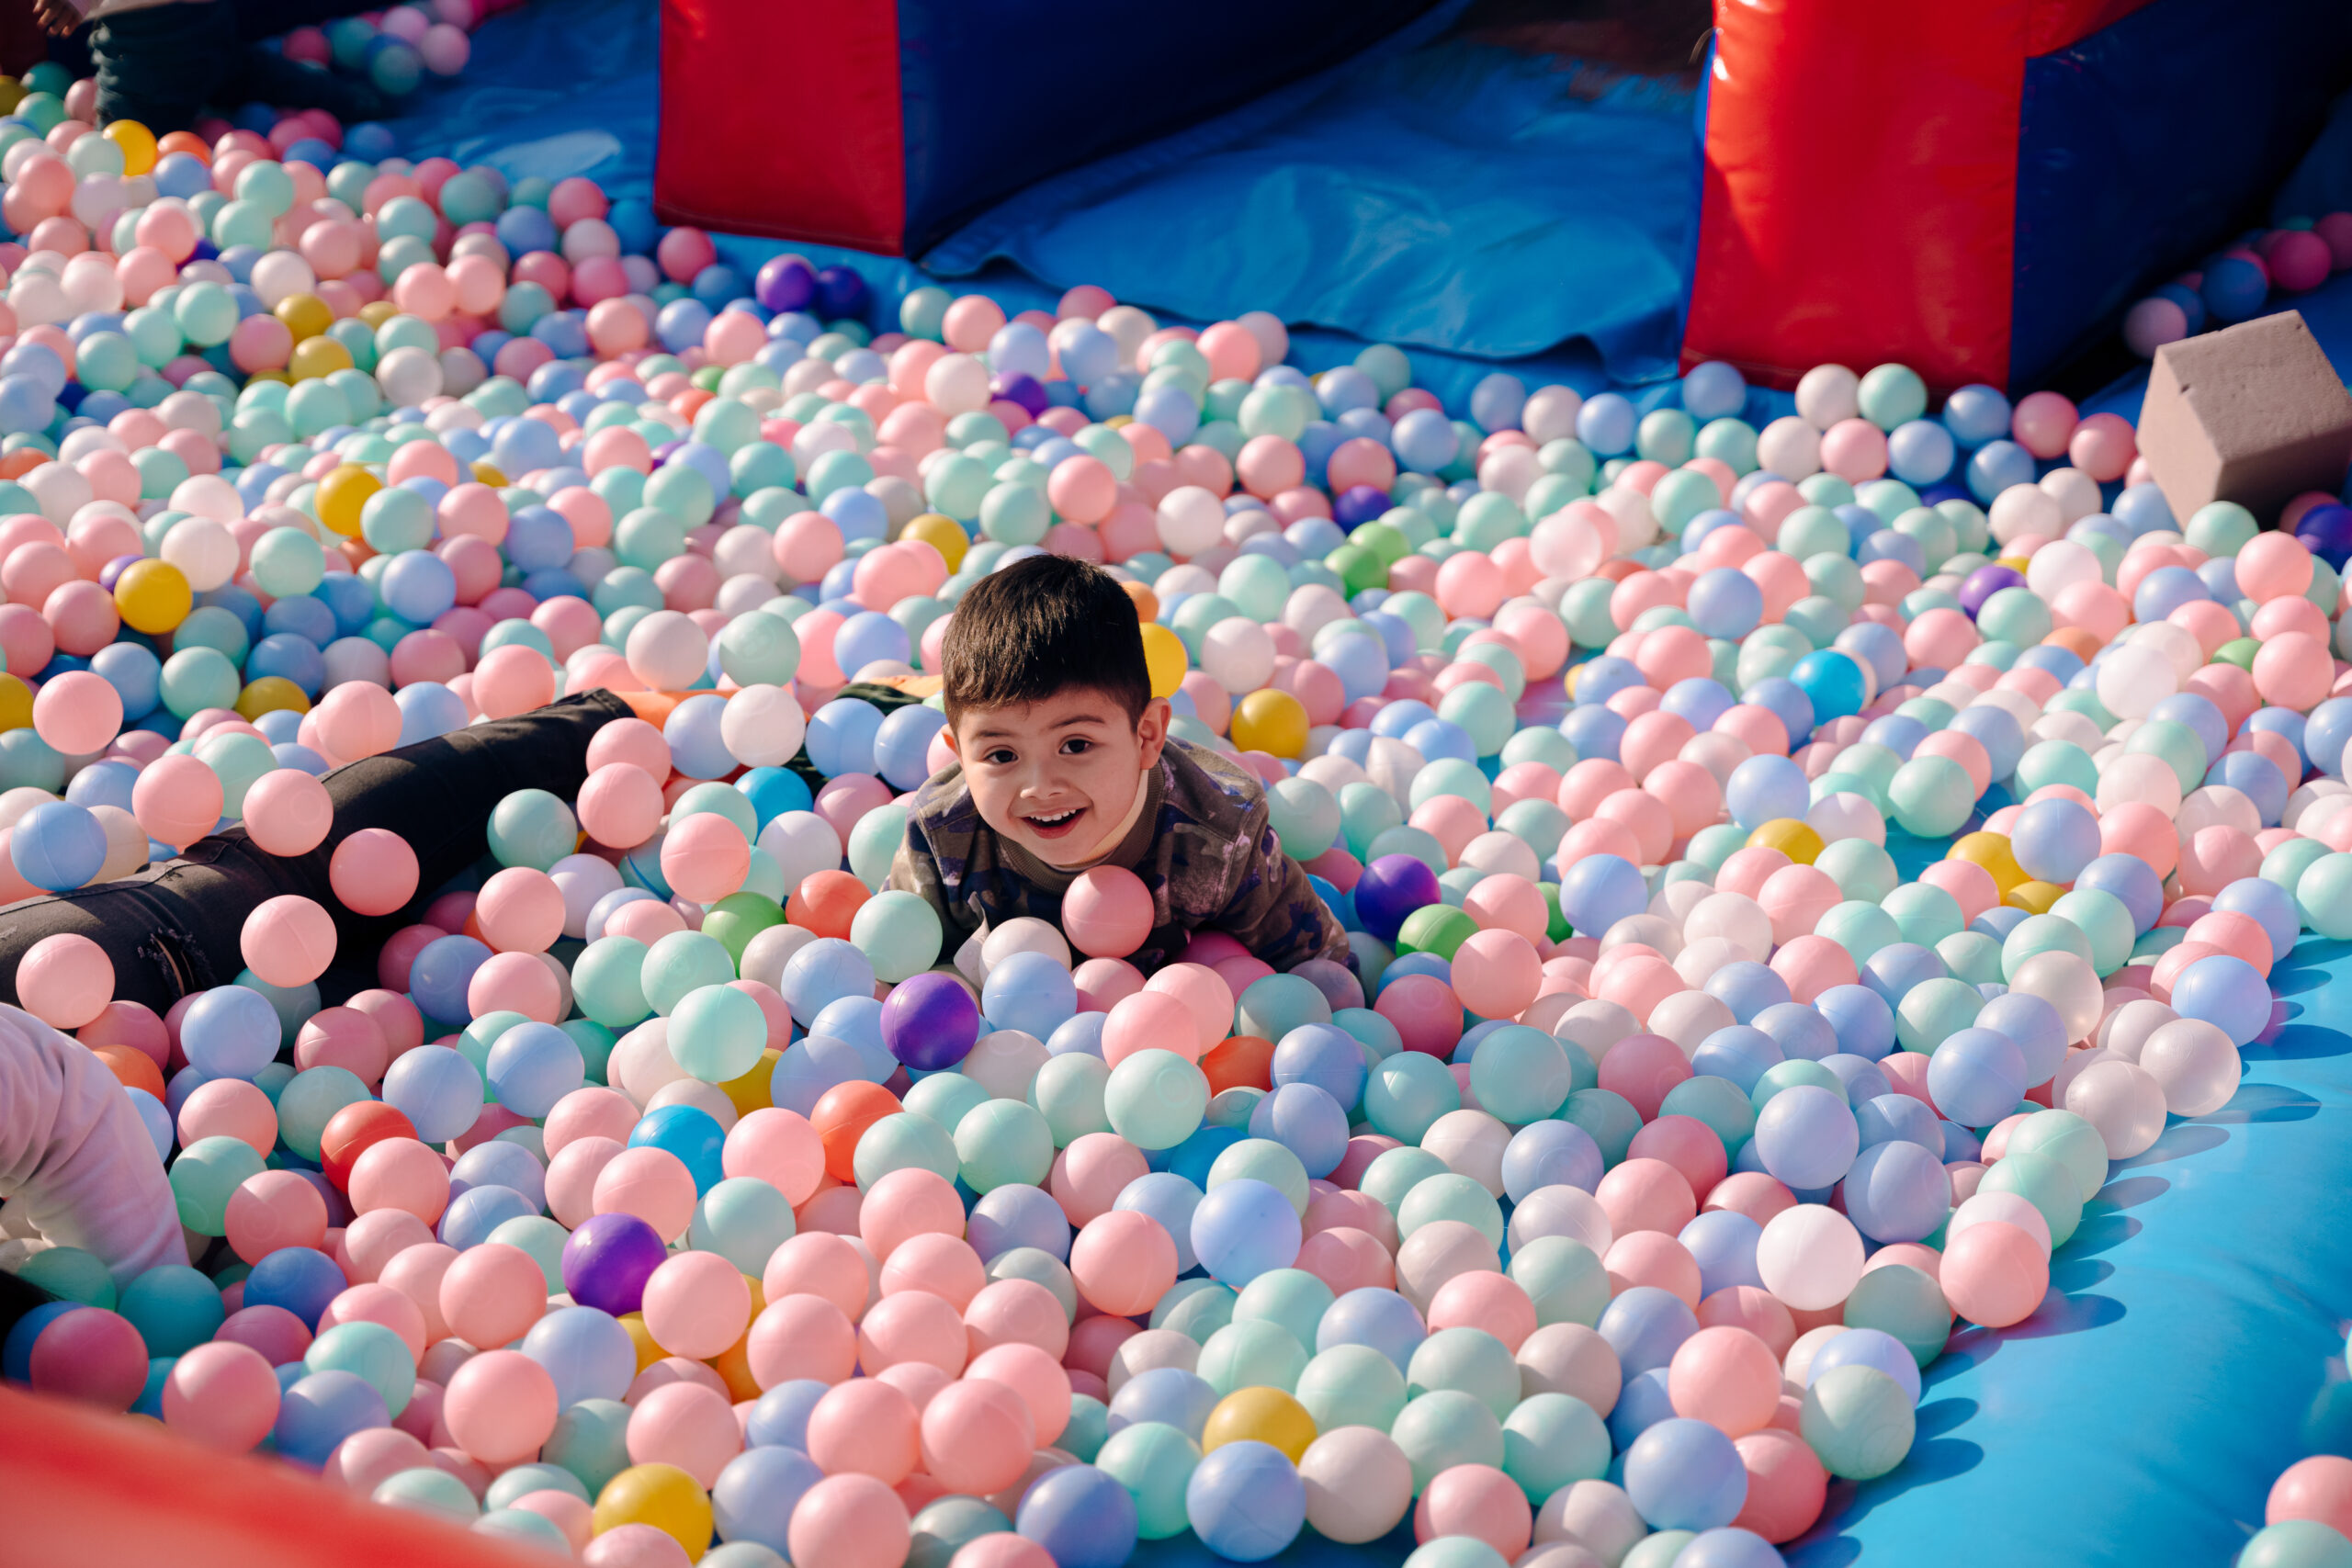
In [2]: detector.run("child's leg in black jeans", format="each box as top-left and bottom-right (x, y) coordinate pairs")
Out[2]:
(88, 0), (236, 132)
(217, 41), (385, 123)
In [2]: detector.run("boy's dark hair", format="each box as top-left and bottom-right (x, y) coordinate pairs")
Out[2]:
(942, 556), (1150, 724)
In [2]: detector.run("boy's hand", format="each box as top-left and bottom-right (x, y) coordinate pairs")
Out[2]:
(34, 0), (83, 35)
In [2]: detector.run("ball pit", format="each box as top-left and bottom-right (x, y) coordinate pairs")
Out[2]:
(0, 32), (2347, 1562)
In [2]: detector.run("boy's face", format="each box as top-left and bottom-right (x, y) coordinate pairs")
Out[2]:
(945, 687), (1170, 861)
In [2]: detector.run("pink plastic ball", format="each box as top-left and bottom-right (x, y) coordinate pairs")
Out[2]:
(626, 1379), (741, 1487)
(1413, 1464), (1532, 1559)
(162, 1340), (281, 1449)
(1062, 867), (1153, 960)
(241, 768), (334, 857)
(808, 1377), (922, 1482)
(789, 1473), (913, 1568)
(31, 669), (121, 754)
(224, 1168), (331, 1264)
(641, 1250), (752, 1360)
(329, 828), (421, 917)
(917, 1376), (1035, 1495)
(28, 1306), (148, 1412)
(438, 1241), (549, 1349)
(2010, 390), (2078, 459)
(241, 894), (338, 987)
(17, 931), (114, 1030)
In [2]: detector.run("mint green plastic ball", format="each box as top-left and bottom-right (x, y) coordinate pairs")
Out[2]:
(1839, 1262), (1951, 1369)
(1406, 1325), (1519, 1418)
(1817, 901), (1904, 968)
(1360, 1145), (1450, 1215)
(277, 1066), (368, 1161)
(1469, 1025), (1573, 1122)
(1363, 1053), (1461, 1143)
(1097, 1422), (1201, 1540)
(306, 1320), (415, 1416)
(1105, 1049), (1209, 1152)
(851, 1111), (958, 1190)
(1507, 1235), (1610, 1327)
(1397, 1172), (1503, 1249)
(1977, 1147), (2083, 1247)
(1232, 1269), (1333, 1352)
(1501, 1391), (1611, 1500)
(1390, 1389), (1505, 1490)
(1886, 754), (1974, 838)
(1999, 914), (2096, 983)
(905, 1070), (990, 1136)
(954, 1099), (1055, 1191)
(1206, 1137), (1309, 1216)
(1881, 883), (1962, 948)
(489, 1215), (571, 1291)
(1800, 1364), (1915, 1479)
(1029, 1054), (1112, 1145)
(1235, 974), (1330, 1043)
(170, 1135), (266, 1235)
(1197, 1317), (1308, 1395)
(1295, 1343), (1408, 1431)
(1894, 976), (1983, 1054)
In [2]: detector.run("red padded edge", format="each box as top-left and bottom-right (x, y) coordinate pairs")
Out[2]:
(655, 0), (907, 253)
(1683, 0), (2030, 393)
(0, 1383), (545, 1568)
(2027, 0), (2157, 54)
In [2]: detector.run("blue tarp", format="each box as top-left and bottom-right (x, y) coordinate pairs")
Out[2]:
(385, 0), (1691, 404)
(387, 4), (2352, 1561)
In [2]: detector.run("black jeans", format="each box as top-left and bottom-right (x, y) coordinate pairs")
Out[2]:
(0, 691), (636, 1014)
(90, 0), (384, 131)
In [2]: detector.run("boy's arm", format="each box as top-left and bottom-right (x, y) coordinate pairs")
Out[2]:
(886, 809), (982, 964)
(1210, 808), (1353, 974)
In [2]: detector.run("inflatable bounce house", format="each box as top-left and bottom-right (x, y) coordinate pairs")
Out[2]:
(661, 0), (2352, 393)
(6, 0), (2352, 1565)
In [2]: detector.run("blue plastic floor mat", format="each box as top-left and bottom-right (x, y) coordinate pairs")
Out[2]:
(389, 7), (2352, 1562)
(922, 31), (1699, 380)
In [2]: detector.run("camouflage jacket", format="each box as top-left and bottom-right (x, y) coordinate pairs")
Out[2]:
(886, 737), (1351, 976)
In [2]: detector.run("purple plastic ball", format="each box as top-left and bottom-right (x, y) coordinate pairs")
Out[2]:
(2294, 503), (2352, 570)
(1957, 564), (2026, 617)
(1353, 853), (1442, 944)
(1333, 485), (1392, 529)
(881, 970), (981, 1070)
(992, 373), (1049, 417)
(813, 265), (868, 321)
(755, 254), (817, 314)
(560, 1211), (669, 1315)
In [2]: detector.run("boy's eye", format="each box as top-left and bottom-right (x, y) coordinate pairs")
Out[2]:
(983, 749), (1016, 765)
(1061, 738), (1091, 755)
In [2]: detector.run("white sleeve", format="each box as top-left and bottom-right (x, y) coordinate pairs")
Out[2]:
(0, 1004), (188, 1285)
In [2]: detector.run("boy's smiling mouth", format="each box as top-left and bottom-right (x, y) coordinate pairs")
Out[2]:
(1023, 806), (1087, 839)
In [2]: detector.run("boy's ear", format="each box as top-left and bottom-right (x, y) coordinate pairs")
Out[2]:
(940, 721), (962, 758)
(1136, 698), (1170, 769)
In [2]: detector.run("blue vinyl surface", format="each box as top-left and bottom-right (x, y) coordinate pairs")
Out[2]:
(390, 4), (2352, 1560)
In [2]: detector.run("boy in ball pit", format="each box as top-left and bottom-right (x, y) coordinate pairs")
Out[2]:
(888, 554), (1351, 978)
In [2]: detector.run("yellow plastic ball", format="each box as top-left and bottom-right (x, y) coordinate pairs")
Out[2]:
(900, 513), (967, 573)
(1230, 689), (1310, 759)
(1202, 1386), (1317, 1461)
(1139, 622), (1187, 701)
(288, 335), (353, 380)
(275, 292), (334, 343)
(358, 299), (401, 329)
(102, 119), (157, 177)
(0, 673), (31, 731)
(471, 461), (509, 488)
(235, 677), (311, 720)
(244, 370), (292, 388)
(1950, 830), (2026, 893)
(2005, 879), (2064, 914)
(0, 80), (23, 116)
(719, 1047), (779, 1118)
(112, 558), (192, 635)
(316, 465), (381, 537)
(1747, 818), (1824, 864)
(593, 1463), (714, 1561)
(619, 1312), (665, 1371)
(1102, 414), (1133, 428)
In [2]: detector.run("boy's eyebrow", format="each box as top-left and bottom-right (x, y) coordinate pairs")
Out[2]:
(967, 712), (1117, 739)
